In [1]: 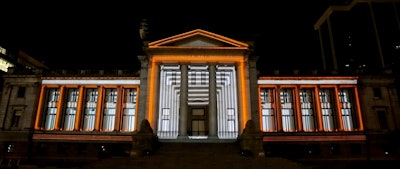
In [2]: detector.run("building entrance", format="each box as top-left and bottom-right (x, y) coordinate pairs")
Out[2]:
(188, 107), (208, 136)
(156, 64), (239, 139)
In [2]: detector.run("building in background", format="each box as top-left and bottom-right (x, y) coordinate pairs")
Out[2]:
(313, 0), (400, 161)
(0, 0), (400, 168)
(0, 44), (49, 168)
(0, 45), (48, 94)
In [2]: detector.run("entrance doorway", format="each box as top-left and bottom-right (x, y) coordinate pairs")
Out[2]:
(188, 106), (208, 136)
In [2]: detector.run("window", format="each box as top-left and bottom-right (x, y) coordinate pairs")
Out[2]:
(300, 89), (316, 132)
(102, 88), (117, 131)
(44, 88), (60, 130)
(260, 88), (276, 132)
(121, 88), (137, 132)
(373, 87), (381, 98)
(83, 88), (98, 131)
(17, 87), (26, 98)
(377, 110), (388, 129)
(319, 88), (337, 131)
(280, 88), (296, 132)
(62, 88), (79, 131)
(11, 110), (22, 128)
(338, 89), (354, 131)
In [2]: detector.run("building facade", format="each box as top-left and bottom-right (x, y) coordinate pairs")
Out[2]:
(1, 28), (399, 168)
(1, 1), (400, 166)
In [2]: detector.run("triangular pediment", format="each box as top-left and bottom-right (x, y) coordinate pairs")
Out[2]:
(148, 29), (249, 48)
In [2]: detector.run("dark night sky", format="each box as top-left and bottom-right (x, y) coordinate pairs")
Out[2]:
(1, 1), (332, 70)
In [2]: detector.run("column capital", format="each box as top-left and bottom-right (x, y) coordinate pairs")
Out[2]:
(179, 62), (190, 65)
(208, 63), (217, 71)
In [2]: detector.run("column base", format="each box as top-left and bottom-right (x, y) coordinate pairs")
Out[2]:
(207, 135), (219, 140)
(177, 135), (189, 140)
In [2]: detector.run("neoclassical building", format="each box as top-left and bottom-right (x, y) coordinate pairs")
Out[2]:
(1, 28), (400, 167)
(34, 29), (255, 141)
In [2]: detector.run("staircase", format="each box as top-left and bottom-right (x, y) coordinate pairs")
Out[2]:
(76, 141), (312, 169)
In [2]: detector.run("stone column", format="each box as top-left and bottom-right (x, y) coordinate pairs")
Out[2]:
(208, 63), (218, 138)
(178, 64), (188, 138)
(137, 55), (149, 129)
(249, 55), (260, 131)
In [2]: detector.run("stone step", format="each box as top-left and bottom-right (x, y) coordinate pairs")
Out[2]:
(75, 142), (313, 169)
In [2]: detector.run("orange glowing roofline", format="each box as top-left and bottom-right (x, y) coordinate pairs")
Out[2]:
(148, 29), (249, 48)
(152, 55), (244, 63)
